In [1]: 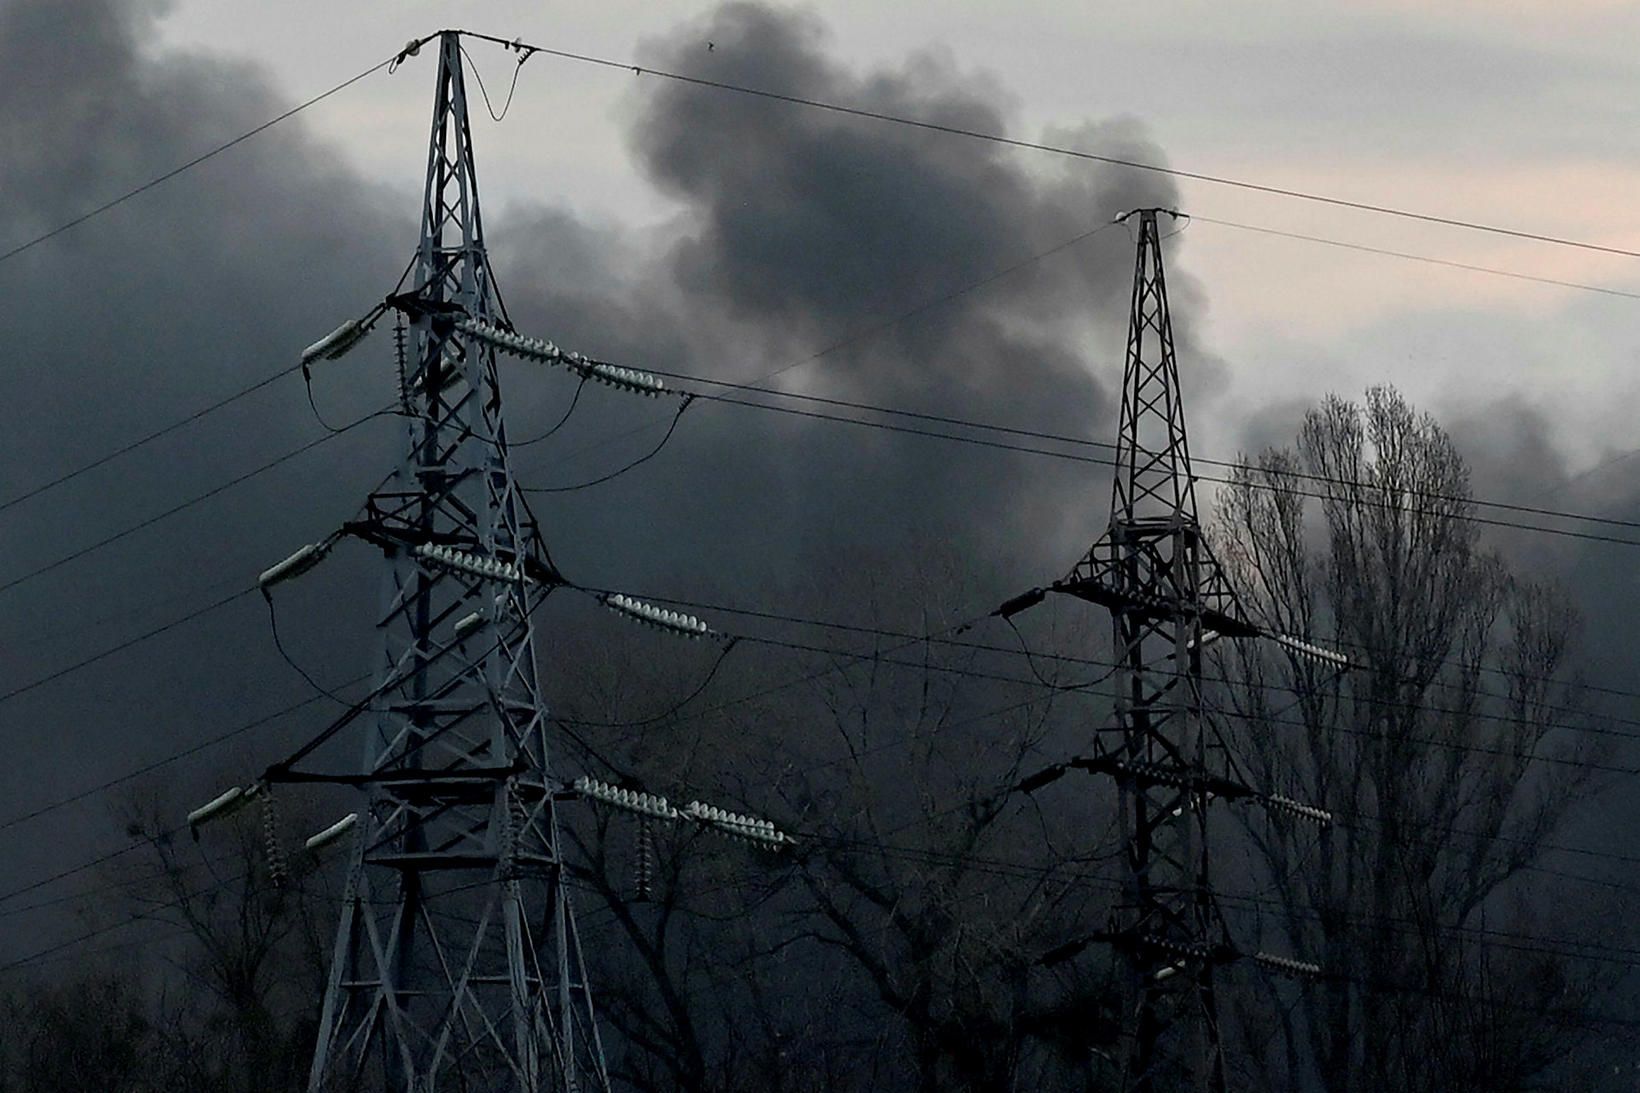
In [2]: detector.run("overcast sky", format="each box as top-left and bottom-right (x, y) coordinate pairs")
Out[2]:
(6, 0), (1640, 971)
(154, 0), (1640, 467)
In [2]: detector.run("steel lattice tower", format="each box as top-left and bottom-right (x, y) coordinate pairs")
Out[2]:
(305, 32), (609, 1092)
(1057, 209), (1244, 1093)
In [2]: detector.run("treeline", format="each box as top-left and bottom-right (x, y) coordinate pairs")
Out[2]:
(3, 388), (1629, 1092)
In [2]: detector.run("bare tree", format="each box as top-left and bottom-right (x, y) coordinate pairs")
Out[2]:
(554, 548), (1130, 1092)
(775, 630), (1122, 1093)
(1210, 386), (1611, 1091)
(111, 784), (339, 1093)
(0, 974), (175, 1093)
(0, 777), (340, 1093)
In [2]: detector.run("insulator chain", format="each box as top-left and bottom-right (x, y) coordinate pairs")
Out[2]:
(1273, 632), (1351, 669)
(414, 542), (525, 584)
(262, 787), (289, 889)
(575, 776), (793, 850)
(602, 593), (711, 638)
(1252, 951), (1323, 979)
(455, 317), (667, 397)
(634, 815), (655, 903)
(393, 312), (410, 414)
(682, 801), (792, 848)
(1263, 793), (1333, 826)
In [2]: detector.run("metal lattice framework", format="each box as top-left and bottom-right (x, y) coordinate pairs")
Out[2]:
(1057, 209), (1245, 1093)
(305, 32), (609, 1093)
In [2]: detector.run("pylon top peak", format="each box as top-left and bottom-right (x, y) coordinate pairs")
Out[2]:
(1116, 207), (1183, 225)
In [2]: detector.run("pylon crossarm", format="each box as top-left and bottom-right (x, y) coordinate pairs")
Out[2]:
(1013, 753), (1330, 825)
(1051, 576), (1263, 639)
(269, 762), (527, 787)
(996, 576), (1351, 675)
(1040, 928), (1234, 972)
(340, 516), (561, 586)
(251, 618), (514, 785)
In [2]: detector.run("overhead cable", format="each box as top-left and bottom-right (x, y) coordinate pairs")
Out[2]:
(461, 29), (1640, 263)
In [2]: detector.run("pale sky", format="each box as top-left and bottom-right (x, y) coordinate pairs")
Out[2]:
(148, 0), (1640, 470)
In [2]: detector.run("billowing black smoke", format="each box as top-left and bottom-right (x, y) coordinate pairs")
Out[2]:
(0, 0), (1204, 961)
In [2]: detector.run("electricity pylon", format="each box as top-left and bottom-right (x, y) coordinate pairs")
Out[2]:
(301, 32), (609, 1092)
(1059, 208), (1247, 1093)
(996, 208), (1337, 1089)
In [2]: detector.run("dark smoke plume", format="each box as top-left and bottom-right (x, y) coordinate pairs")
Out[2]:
(0, 0), (1204, 957)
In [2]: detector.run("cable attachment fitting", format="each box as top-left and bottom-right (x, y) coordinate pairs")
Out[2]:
(603, 593), (711, 638)
(993, 587), (1046, 619)
(186, 782), (262, 838)
(258, 535), (339, 592)
(304, 813), (358, 854)
(301, 319), (372, 366)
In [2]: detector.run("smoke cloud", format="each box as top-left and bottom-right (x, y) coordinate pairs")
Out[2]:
(0, 0), (1201, 959)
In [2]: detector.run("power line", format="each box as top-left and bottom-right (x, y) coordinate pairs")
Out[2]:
(0, 676), (367, 834)
(800, 774), (1640, 974)
(1191, 215), (1640, 302)
(2, 213), (1108, 558)
(526, 360), (1640, 711)
(570, 585), (1636, 787)
(9, 578), (1633, 934)
(828, 835), (1640, 975)
(524, 364), (1640, 551)
(0, 834), (154, 908)
(0, 649), (1620, 991)
(0, 409), (385, 600)
(0, 854), (223, 922)
(555, 666), (1640, 994)
(0, 364), (300, 517)
(0, 43), (430, 269)
(0, 585), (256, 708)
(461, 30), (1640, 264)
(651, 368), (1640, 537)
(0, 867), (253, 974)
(581, 738), (1640, 1001)
(624, 380), (1640, 550)
(693, 393), (1640, 547)
(0, 514), (1618, 916)
(699, 585), (1640, 736)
